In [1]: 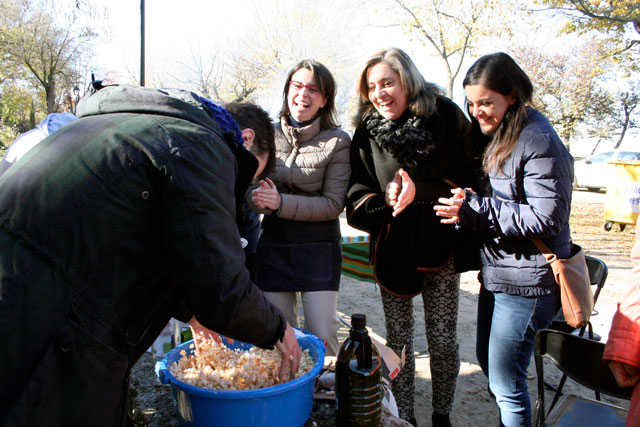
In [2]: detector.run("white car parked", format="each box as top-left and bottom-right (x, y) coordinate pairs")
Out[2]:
(573, 149), (640, 191)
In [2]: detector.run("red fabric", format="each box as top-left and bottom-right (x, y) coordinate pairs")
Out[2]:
(604, 226), (640, 427)
(630, 385), (640, 427)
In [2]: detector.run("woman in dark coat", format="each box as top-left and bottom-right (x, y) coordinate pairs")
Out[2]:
(346, 47), (478, 427)
(435, 52), (574, 427)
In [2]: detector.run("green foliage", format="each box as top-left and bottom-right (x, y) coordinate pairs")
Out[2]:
(0, 0), (96, 115)
(181, 328), (193, 342)
(0, 83), (45, 134)
(538, 0), (639, 33)
(0, 124), (19, 151)
(536, 0), (639, 70)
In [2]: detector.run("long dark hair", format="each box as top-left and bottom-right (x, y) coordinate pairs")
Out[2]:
(353, 47), (441, 128)
(279, 59), (339, 130)
(463, 52), (533, 174)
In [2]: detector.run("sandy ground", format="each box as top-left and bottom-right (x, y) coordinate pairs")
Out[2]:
(131, 189), (635, 426)
(335, 189), (635, 426)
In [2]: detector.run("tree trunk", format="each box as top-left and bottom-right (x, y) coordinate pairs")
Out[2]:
(614, 115), (630, 149)
(446, 78), (454, 100)
(614, 132), (626, 149)
(46, 79), (57, 114)
(29, 101), (36, 129)
(562, 132), (571, 153)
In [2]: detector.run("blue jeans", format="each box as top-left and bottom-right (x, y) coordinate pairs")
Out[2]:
(476, 286), (557, 427)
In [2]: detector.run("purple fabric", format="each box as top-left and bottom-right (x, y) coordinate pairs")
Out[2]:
(198, 97), (243, 148)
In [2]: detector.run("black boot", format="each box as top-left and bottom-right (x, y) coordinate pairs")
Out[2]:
(432, 411), (452, 427)
(406, 417), (417, 426)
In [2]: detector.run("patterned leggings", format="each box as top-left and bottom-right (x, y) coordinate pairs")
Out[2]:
(381, 256), (460, 420)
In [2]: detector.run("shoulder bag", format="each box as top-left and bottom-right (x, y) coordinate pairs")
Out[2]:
(531, 238), (594, 328)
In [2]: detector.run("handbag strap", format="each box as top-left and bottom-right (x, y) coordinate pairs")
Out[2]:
(530, 238), (557, 264)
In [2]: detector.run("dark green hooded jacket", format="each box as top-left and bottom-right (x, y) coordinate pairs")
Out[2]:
(0, 86), (284, 426)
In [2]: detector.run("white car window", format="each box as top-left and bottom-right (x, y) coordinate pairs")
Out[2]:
(588, 152), (613, 164)
(617, 151), (640, 161)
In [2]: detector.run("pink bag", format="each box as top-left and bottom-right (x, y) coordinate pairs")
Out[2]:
(531, 239), (594, 328)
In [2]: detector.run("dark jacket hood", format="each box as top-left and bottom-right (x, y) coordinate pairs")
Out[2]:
(77, 85), (216, 133)
(77, 85), (258, 213)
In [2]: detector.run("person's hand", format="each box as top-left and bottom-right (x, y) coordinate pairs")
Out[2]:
(434, 187), (470, 224)
(385, 171), (401, 207)
(385, 168), (415, 217)
(252, 178), (281, 211)
(275, 323), (302, 380)
(188, 316), (234, 353)
(608, 360), (640, 388)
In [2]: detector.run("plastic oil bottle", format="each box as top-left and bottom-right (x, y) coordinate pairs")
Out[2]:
(335, 313), (382, 426)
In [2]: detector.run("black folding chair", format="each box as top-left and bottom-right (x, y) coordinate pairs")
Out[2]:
(581, 255), (608, 339)
(533, 329), (633, 427)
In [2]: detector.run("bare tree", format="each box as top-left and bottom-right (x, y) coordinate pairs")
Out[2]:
(382, 0), (519, 98)
(225, 0), (365, 117)
(613, 82), (640, 148)
(181, 45), (225, 102)
(512, 42), (611, 151)
(594, 80), (640, 149)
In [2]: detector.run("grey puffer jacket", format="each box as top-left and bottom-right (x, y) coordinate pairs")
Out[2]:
(251, 116), (351, 222)
(458, 108), (574, 296)
(251, 116), (350, 293)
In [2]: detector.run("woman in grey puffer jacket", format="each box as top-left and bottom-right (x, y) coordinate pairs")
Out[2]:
(250, 59), (351, 356)
(435, 52), (574, 427)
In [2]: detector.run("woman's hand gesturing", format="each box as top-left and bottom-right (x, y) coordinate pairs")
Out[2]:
(385, 168), (415, 217)
(434, 187), (470, 224)
(252, 178), (281, 211)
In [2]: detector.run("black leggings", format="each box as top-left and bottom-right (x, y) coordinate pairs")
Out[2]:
(381, 256), (460, 419)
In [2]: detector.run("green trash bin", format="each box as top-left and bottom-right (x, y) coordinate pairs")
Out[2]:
(603, 159), (640, 231)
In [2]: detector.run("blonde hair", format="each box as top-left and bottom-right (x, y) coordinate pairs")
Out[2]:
(353, 47), (441, 128)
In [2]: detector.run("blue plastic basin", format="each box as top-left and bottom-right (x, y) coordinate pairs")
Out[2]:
(155, 330), (325, 427)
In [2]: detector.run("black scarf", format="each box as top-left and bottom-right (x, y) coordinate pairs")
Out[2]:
(365, 110), (435, 170)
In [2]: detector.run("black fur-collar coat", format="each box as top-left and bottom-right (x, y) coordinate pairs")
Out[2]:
(346, 96), (484, 296)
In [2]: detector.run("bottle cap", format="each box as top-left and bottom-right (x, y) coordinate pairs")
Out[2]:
(351, 313), (366, 330)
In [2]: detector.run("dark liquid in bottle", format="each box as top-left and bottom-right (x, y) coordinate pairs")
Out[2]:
(335, 314), (382, 426)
